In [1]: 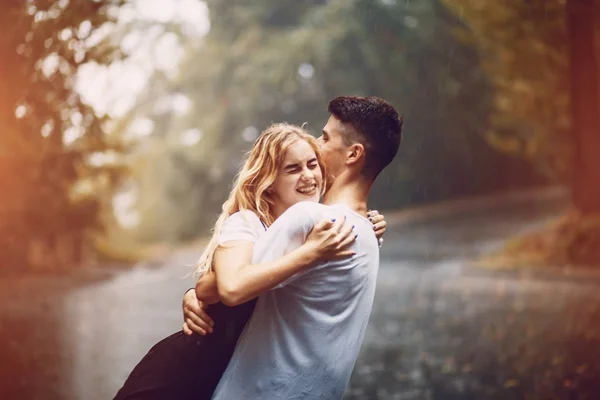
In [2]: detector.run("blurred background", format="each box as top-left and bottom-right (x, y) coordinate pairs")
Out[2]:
(1, 0), (600, 399)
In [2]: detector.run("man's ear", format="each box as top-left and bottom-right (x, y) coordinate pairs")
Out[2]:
(346, 143), (365, 166)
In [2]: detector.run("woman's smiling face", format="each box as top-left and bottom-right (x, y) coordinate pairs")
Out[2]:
(269, 139), (324, 211)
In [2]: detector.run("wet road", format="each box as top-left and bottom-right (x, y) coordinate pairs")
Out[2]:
(2, 191), (599, 399)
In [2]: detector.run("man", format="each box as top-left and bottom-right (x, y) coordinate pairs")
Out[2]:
(187, 96), (402, 398)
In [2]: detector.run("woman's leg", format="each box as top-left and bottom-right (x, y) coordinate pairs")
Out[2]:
(113, 331), (221, 400)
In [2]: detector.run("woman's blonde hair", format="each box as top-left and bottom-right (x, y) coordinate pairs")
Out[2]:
(194, 123), (325, 277)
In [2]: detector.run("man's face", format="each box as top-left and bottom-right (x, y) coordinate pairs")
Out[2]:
(317, 116), (348, 189)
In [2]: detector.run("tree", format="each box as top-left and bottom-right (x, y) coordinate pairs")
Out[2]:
(0, 0), (126, 271)
(442, 0), (600, 197)
(567, 0), (600, 213)
(126, 0), (540, 242)
(442, 0), (600, 264)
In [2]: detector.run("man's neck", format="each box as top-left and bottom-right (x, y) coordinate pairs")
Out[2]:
(321, 174), (372, 216)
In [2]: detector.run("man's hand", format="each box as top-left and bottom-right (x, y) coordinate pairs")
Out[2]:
(182, 288), (214, 336)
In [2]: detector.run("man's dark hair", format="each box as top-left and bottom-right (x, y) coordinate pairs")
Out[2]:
(327, 96), (403, 179)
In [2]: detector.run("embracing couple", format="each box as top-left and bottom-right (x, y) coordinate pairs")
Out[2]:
(115, 96), (403, 399)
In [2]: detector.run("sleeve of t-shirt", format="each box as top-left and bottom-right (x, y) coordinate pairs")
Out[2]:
(250, 202), (323, 289)
(218, 211), (263, 245)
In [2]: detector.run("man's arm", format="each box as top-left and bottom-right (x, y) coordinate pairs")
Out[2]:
(182, 288), (214, 336)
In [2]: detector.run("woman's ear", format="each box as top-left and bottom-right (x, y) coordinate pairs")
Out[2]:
(346, 143), (365, 166)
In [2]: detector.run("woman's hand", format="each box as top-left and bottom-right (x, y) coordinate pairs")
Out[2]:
(304, 217), (357, 262)
(368, 209), (387, 241)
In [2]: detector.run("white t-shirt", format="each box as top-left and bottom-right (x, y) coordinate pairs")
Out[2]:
(218, 210), (265, 245)
(212, 201), (380, 400)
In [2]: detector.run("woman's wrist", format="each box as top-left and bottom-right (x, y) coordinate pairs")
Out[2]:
(299, 241), (321, 265)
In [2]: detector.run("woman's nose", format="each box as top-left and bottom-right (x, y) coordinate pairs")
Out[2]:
(301, 167), (314, 181)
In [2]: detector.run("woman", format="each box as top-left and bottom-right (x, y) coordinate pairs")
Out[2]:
(114, 123), (386, 400)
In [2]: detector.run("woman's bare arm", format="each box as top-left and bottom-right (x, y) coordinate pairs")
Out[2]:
(195, 218), (355, 307)
(207, 241), (318, 306)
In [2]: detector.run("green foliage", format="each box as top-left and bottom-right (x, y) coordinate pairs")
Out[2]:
(0, 0), (126, 271)
(128, 0), (542, 241)
(441, 0), (576, 180)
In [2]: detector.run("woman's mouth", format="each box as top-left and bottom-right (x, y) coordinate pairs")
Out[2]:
(296, 184), (317, 196)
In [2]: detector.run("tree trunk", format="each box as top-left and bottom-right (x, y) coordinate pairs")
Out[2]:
(567, 0), (600, 213)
